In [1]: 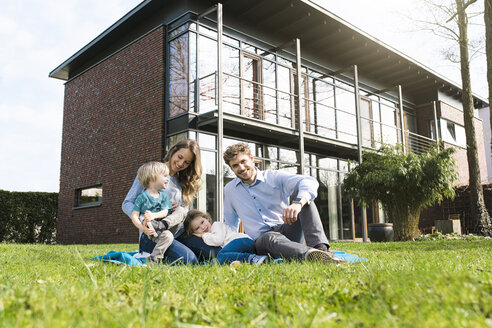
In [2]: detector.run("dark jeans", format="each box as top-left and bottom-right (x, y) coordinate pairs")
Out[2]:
(254, 194), (329, 260)
(216, 238), (255, 264)
(176, 234), (222, 262)
(139, 234), (197, 265)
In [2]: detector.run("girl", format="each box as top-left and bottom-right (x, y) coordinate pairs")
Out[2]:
(184, 210), (269, 265)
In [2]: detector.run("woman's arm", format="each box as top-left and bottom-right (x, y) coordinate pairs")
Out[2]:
(122, 177), (144, 218)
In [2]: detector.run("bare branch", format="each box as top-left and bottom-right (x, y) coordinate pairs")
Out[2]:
(446, 0), (478, 22)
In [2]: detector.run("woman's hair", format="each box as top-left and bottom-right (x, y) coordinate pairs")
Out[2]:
(183, 209), (211, 236)
(136, 161), (169, 189)
(223, 142), (252, 166)
(163, 139), (202, 206)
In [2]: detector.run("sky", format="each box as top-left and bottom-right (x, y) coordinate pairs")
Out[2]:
(0, 0), (488, 193)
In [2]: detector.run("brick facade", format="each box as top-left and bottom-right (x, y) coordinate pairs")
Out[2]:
(420, 184), (492, 233)
(416, 101), (488, 186)
(57, 27), (165, 244)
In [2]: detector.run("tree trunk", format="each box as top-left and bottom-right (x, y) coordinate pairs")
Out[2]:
(455, 0), (492, 236)
(485, 0), (492, 166)
(387, 204), (421, 241)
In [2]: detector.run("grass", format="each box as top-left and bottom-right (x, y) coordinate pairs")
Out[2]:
(0, 240), (491, 327)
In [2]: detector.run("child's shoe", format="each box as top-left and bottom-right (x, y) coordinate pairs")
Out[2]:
(149, 219), (168, 234)
(147, 256), (162, 265)
(249, 255), (267, 265)
(147, 221), (158, 237)
(230, 260), (241, 267)
(269, 257), (284, 264)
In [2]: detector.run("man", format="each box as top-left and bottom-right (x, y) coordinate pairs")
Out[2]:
(223, 142), (344, 263)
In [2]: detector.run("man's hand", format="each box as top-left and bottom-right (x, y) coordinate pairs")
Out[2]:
(283, 203), (302, 225)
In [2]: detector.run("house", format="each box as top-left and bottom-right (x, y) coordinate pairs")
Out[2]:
(49, 0), (489, 244)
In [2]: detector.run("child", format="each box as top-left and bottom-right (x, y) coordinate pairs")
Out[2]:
(184, 210), (269, 265)
(131, 161), (186, 263)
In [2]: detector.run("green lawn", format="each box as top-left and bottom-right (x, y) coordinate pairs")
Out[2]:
(0, 240), (491, 327)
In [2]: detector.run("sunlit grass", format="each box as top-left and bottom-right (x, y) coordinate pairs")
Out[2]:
(0, 240), (491, 327)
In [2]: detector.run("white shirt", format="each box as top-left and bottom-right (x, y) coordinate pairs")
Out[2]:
(202, 222), (251, 248)
(224, 168), (318, 240)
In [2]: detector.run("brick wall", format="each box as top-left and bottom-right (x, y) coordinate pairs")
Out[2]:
(57, 27), (165, 244)
(420, 184), (492, 234)
(439, 101), (488, 186)
(416, 101), (488, 186)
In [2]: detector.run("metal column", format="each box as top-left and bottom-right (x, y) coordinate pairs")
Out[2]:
(433, 101), (440, 151)
(353, 65), (368, 242)
(216, 3), (224, 222)
(295, 38), (305, 174)
(398, 85), (406, 153)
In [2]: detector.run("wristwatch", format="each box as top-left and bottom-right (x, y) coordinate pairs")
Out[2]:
(292, 197), (304, 206)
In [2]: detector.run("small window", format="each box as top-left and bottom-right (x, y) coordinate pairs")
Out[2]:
(447, 121), (456, 141)
(75, 185), (102, 208)
(439, 118), (466, 148)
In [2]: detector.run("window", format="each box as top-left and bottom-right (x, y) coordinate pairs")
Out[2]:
(292, 71), (309, 131)
(242, 53), (262, 119)
(169, 33), (190, 117)
(360, 97), (374, 148)
(75, 185), (102, 208)
(440, 119), (466, 148)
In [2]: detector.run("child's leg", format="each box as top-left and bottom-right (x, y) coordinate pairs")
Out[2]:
(150, 230), (174, 260)
(216, 238), (255, 264)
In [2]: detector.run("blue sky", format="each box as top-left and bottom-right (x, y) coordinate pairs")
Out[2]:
(0, 0), (487, 192)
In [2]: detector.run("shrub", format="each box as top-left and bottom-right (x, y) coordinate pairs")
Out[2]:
(0, 190), (58, 243)
(342, 145), (457, 241)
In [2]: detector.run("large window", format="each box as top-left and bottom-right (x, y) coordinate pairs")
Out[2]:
(242, 53), (262, 119)
(169, 33), (189, 117)
(360, 97), (374, 148)
(167, 21), (402, 148)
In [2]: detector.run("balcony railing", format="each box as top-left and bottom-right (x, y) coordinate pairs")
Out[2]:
(195, 71), (437, 155)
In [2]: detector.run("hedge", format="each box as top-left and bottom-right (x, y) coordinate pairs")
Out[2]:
(0, 190), (58, 243)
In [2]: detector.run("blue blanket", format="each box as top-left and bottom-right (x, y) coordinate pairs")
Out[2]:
(332, 250), (368, 263)
(91, 250), (146, 267)
(91, 250), (367, 266)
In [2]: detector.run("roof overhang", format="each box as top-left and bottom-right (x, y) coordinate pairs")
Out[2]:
(49, 0), (488, 108)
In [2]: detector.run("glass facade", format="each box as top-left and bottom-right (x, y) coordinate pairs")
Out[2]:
(166, 18), (408, 240)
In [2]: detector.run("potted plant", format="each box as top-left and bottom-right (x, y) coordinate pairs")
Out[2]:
(342, 145), (457, 241)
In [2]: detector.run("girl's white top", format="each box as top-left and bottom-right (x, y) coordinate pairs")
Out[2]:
(202, 222), (251, 248)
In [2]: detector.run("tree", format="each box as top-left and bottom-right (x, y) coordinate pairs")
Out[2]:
(342, 145), (457, 241)
(454, 0), (492, 236)
(486, 0), (492, 153)
(417, 0), (491, 236)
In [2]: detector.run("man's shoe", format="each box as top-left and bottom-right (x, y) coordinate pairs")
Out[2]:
(314, 243), (328, 252)
(305, 249), (346, 264)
